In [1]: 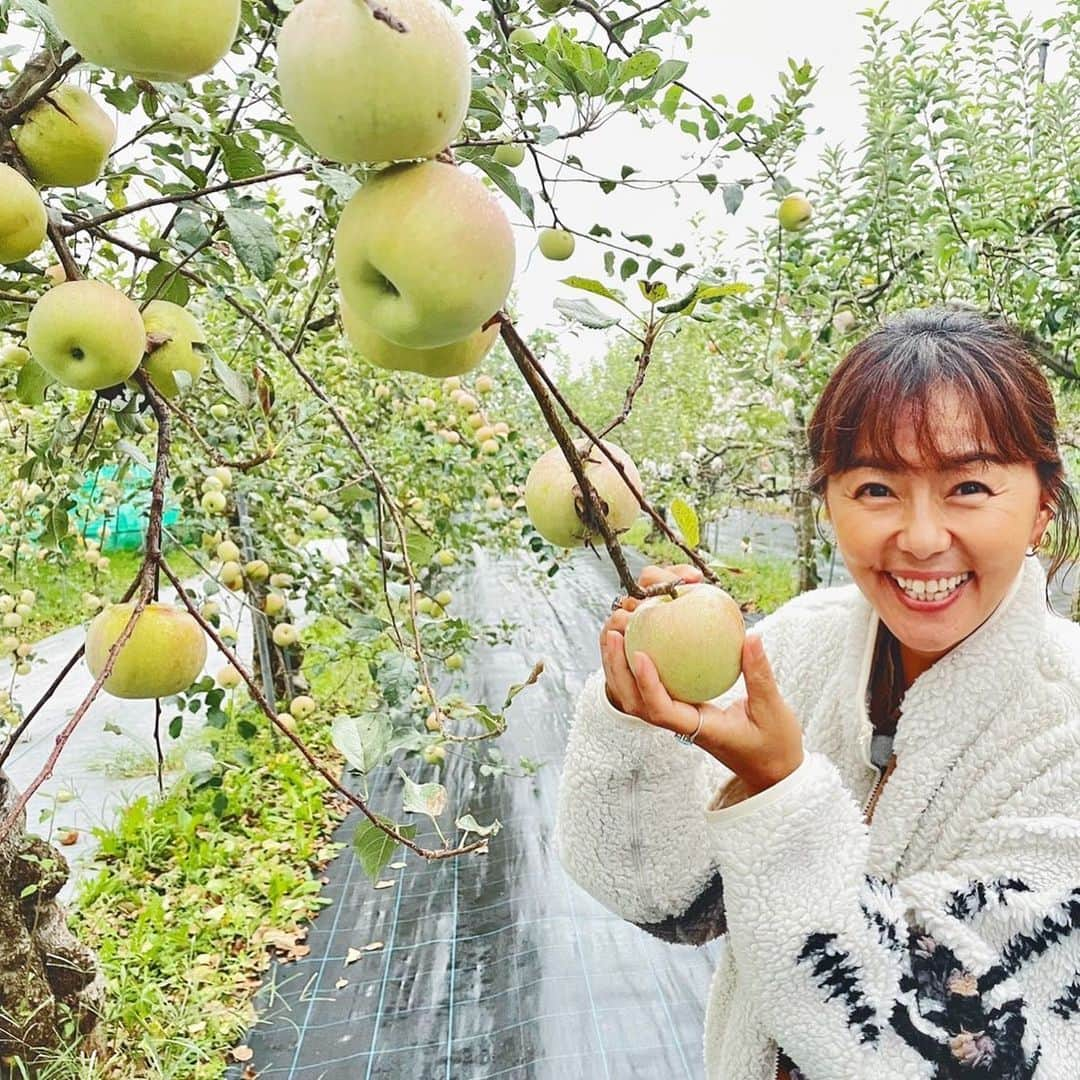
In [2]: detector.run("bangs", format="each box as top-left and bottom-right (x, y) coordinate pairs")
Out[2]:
(810, 330), (1052, 483)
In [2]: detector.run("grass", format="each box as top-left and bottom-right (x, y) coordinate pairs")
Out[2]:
(620, 517), (799, 616)
(0, 547), (199, 644)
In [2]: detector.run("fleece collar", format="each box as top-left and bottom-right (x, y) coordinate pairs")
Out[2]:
(839, 555), (1049, 878)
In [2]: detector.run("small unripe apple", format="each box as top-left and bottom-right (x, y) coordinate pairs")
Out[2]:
(244, 559), (270, 582)
(15, 604), (30, 617)
(273, 623), (299, 648)
(263, 593), (286, 616)
(493, 421), (510, 437)
(832, 309), (857, 335)
(777, 194), (813, 232)
(434, 549), (456, 566)
(211, 467), (232, 489)
(475, 374), (495, 394)
(0, 165), (47, 265)
(219, 623), (239, 643)
(485, 495), (503, 510)
(141, 300), (207, 398)
(85, 602), (207, 699)
(54, 789), (75, 804)
(439, 429), (461, 445)
(417, 596), (435, 614)
(480, 438), (499, 454)
(456, 393), (478, 412)
(220, 560), (244, 590)
(425, 711), (442, 731)
(269, 573), (293, 589)
(0, 345), (30, 368)
(493, 143), (526, 168)
(277, 712), (297, 733)
(3, 613), (21, 629)
(289, 695), (316, 720)
(216, 665), (242, 689)
(538, 228), (575, 261)
(216, 540), (241, 563)
(623, 583), (746, 704)
(445, 653), (463, 671)
(210, 403), (230, 421)
(435, 590), (453, 607)
(311, 505), (330, 524)
(442, 376), (462, 392)
(509, 27), (538, 48)
(374, 384), (391, 400)
(200, 601), (221, 621)
(82, 592), (102, 612)
(466, 412), (485, 429)
(422, 744), (446, 765)
(96, 556), (110, 573)
(202, 476), (223, 494)
(0, 596), (14, 614)
(201, 531), (222, 552)
(202, 490), (227, 514)
(417, 396), (437, 409)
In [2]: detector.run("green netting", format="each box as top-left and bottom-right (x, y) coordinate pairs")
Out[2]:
(73, 464), (181, 552)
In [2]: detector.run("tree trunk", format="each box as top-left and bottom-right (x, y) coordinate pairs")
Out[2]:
(790, 432), (820, 594)
(0, 773), (104, 1076)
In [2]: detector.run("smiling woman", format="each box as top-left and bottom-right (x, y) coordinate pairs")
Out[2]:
(556, 305), (1080, 1080)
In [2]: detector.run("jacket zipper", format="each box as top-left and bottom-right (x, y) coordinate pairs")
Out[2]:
(627, 768), (647, 907)
(769, 760), (885, 1080)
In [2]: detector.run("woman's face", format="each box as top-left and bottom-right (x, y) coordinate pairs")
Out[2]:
(824, 388), (1053, 672)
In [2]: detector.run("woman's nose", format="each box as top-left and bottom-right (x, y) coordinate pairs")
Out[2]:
(896, 508), (952, 559)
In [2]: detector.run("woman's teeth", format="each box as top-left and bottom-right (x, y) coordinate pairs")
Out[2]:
(890, 571), (972, 601)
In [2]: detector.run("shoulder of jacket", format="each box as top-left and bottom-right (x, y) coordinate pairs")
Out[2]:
(1041, 614), (1080, 692)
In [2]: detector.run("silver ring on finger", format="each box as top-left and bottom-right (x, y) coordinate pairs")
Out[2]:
(673, 704), (706, 746)
(610, 594), (623, 613)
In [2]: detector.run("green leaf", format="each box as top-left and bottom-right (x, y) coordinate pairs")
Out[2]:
(670, 496), (700, 549)
(209, 348), (252, 406)
(722, 183), (745, 215)
(215, 136), (266, 181)
(15, 360), (53, 406)
(223, 208), (280, 281)
(619, 257), (639, 281)
(332, 712), (394, 774)
(144, 260), (190, 306)
(399, 769), (448, 820)
(616, 51), (661, 86)
(456, 813), (502, 839)
(553, 297), (619, 329)
(352, 814), (416, 882)
(561, 276), (625, 303)
(471, 157), (535, 223)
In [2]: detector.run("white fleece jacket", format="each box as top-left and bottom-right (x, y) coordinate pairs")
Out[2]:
(555, 555), (1080, 1079)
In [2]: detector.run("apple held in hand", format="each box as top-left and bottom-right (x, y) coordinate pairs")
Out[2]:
(86, 602), (208, 699)
(27, 281), (146, 391)
(14, 85), (115, 188)
(341, 299), (497, 378)
(48, 0), (241, 82)
(0, 166), (47, 264)
(278, 0), (470, 164)
(140, 300), (208, 398)
(777, 193), (813, 232)
(524, 440), (641, 548)
(335, 161), (515, 350)
(624, 583), (745, 704)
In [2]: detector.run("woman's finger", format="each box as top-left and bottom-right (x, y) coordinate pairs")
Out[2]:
(603, 631), (643, 716)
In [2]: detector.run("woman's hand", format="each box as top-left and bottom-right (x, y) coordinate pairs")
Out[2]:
(600, 563), (703, 717)
(599, 563), (804, 795)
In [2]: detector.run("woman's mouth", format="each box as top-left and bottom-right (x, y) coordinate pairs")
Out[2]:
(883, 570), (973, 610)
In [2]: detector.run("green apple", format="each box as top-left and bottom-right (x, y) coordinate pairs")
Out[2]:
(480, 438), (499, 454)
(435, 549), (456, 566)
(445, 653), (463, 671)
(435, 589), (453, 607)
(341, 297), (498, 378)
(475, 425), (495, 442)
(442, 376), (462, 392)
(210, 402), (230, 420)
(278, 0), (470, 164)
(220, 560), (243, 589)
(493, 421), (510, 437)
(422, 744), (446, 765)
(475, 374), (495, 394)
(524, 440), (641, 548)
(508, 27), (538, 48)
(245, 559), (270, 582)
(0, 165), (47, 264)
(269, 573), (293, 588)
(140, 300), (207, 398)
(27, 281), (145, 391)
(273, 622), (299, 648)
(832, 309), (856, 335)
(439, 429), (461, 444)
(216, 664), (242, 689)
(623, 583), (745, 704)
(211, 466), (232, 489)
(216, 539), (240, 563)
(311, 505), (331, 524)
(425, 711), (442, 731)
(13, 85), (115, 188)
(48, 0), (241, 82)
(494, 143), (526, 168)
(0, 345), (30, 368)
(289, 694), (316, 720)
(202, 490), (227, 514)
(336, 161), (516, 350)
(263, 593), (286, 616)
(539, 228), (575, 261)
(85, 602), (207, 699)
(467, 412), (485, 429)
(485, 494), (503, 510)
(777, 193), (813, 232)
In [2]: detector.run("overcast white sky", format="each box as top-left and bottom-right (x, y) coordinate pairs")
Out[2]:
(510, 0), (1063, 351)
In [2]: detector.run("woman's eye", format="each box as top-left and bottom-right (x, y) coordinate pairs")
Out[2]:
(856, 483), (891, 498)
(855, 481), (991, 498)
(955, 480), (991, 496)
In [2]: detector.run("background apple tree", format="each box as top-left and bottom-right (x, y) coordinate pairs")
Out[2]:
(0, 0), (1077, 1072)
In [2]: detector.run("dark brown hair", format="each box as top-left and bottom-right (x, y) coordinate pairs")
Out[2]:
(807, 306), (1079, 604)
